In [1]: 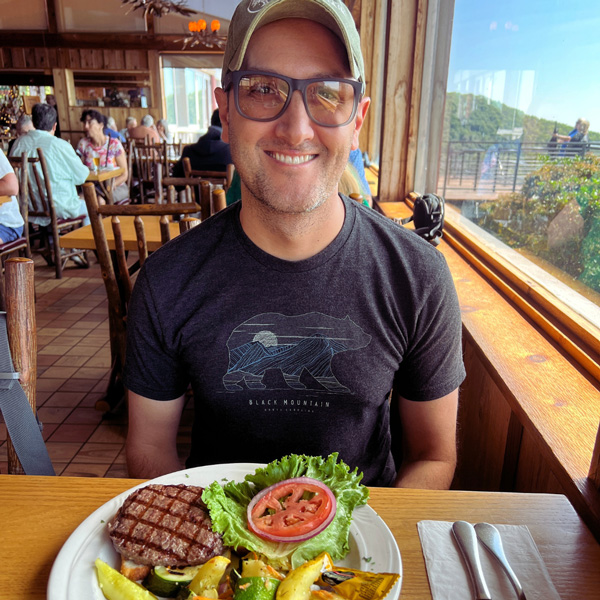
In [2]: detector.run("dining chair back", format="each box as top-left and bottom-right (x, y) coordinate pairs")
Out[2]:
(162, 140), (182, 175)
(10, 148), (88, 279)
(182, 157), (234, 191)
(2, 257), (43, 474)
(132, 141), (163, 204)
(82, 182), (201, 412)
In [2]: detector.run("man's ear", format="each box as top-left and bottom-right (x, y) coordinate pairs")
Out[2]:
(51, 122), (58, 136)
(351, 96), (370, 151)
(214, 87), (230, 143)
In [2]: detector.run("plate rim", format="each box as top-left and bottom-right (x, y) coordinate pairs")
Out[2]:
(47, 463), (402, 600)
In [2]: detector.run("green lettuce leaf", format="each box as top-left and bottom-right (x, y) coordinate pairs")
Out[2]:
(202, 453), (369, 570)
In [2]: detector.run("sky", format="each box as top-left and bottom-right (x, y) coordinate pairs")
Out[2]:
(447, 0), (600, 133)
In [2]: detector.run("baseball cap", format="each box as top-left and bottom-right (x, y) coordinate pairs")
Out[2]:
(222, 0), (365, 86)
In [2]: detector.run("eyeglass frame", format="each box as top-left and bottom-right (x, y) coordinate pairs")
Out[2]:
(223, 70), (365, 128)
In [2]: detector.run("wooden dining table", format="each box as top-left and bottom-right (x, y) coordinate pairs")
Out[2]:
(86, 167), (124, 204)
(0, 195), (13, 205)
(59, 214), (182, 252)
(1, 475), (598, 599)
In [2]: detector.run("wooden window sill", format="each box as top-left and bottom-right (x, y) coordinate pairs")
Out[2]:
(377, 200), (600, 539)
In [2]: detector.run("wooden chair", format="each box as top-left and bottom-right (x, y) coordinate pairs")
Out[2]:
(182, 157), (234, 191)
(3, 258), (40, 474)
(82, 182), (201, 412)
(132, 141), (163, 204)
(10, 148), (88, 279)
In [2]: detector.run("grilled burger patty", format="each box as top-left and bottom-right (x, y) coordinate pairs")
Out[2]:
(107, 484), (224, 566)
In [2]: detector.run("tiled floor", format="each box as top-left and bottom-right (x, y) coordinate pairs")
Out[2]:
(0, 252), (192, 477)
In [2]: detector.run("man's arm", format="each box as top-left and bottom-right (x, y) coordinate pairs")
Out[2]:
(0, 171), (18, 197)
(393, 389), (459, 489)
(126, 391), (186, 478)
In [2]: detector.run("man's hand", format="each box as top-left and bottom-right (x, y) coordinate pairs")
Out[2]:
(393, 390), (459, 489)
(126, 391), (186, 478)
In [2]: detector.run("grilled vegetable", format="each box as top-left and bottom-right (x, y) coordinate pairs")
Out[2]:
(234, 577), (280, 600)
(188, 555), (231, 596)
(275, 553), (333, 600)
(143, 565), (202, 597)
(96, 558), (158, 600)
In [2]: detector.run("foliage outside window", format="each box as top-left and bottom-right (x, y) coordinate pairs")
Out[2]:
(441, 0), (600, 316)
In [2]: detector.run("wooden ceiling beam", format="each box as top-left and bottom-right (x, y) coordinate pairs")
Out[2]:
(0, 31), (221, 53)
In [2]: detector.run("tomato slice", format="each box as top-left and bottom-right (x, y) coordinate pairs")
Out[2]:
(247, 477), (336, 543)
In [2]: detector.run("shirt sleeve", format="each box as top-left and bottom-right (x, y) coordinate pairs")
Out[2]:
(122, 265), (190, 400)
(61, 140), (91, 184)
(394, 253), (466, 401)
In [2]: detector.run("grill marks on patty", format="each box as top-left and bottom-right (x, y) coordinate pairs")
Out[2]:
(108, 484), (224, 566)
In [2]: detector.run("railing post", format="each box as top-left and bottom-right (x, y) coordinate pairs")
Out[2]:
(512, 141), (522, 192)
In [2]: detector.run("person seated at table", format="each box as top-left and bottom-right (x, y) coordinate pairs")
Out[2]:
(77, 109), (129, 204)
(120, 116), (137, 140)
(0, 150), (25, 244)
(171, 109), (232, 178)
(10, 103), (90, 226)
(156, 119), (173, 144)
(7, 114), (34, 155)
(128, 114), (161, 144)
(123, 0), (465, 489)
(106, 116), (126, 144)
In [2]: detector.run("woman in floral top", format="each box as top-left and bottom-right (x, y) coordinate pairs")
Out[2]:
(77, 109), (129, 203)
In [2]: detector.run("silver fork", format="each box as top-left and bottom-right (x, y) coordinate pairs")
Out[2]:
(474, 523), (527, 600)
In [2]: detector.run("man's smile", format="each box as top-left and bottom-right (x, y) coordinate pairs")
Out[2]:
(266, 151), (318, 165)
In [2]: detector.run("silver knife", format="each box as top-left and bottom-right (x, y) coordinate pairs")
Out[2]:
(452, 521), (492, 600)
(475, 523), (527, 600)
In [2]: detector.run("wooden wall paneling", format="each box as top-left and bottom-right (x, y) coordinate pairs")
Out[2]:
(359, 0), (387, 166)
(404, 0), (428, 194)
(453, 338), (512, 492)
(147, 51), (162, 114)
(103, 49), (126, 70)
(0, 49), (10, 69)
(68, 49), (81, 70)
(33, 48), (49, 69)
(56, 48), (70, 69)
(79, 49), (102, 70)
(24, 48), (37, 69)
(124, 50), (148, 71)
(515, 429), (567, 495)
(47, 48), (58, 69)
(10, 48), (26, 69)
(378, 0), (419, 202)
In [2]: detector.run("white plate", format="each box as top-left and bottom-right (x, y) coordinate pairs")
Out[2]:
(47, 464), (402, 600)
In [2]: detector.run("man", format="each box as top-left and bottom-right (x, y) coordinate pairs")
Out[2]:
(128, 114), (160, 143)
(123, 0), (465, 489)
(120, 116), (137, 140)
(106, 116), (127, 143)
(10, 103), (90, 226)
(172, 109), (232, 178)
(7, 114), (34, 155)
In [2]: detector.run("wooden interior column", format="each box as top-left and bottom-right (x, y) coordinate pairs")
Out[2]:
(5, 258), (37, 475)
(378, 0), (427, 202)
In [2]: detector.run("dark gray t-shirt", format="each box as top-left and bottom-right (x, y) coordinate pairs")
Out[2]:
(123, 196), (465, 486)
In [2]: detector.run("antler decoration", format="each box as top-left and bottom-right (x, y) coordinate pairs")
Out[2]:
(121, 0), (198, 19)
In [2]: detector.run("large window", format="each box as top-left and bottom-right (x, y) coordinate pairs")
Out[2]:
(438, 0), (600, 324)
(162, 65), (221, 143)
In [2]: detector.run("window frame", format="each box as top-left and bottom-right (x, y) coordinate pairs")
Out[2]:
(377, 0), (600, 384)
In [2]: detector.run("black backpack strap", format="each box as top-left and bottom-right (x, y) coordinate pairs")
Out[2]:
(0, 313), (55, 476)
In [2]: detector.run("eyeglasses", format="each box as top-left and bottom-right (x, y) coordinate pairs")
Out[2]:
(224, 70), (364, 127)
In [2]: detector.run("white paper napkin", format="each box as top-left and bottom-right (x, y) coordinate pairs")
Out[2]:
(417, 520), (561, 600)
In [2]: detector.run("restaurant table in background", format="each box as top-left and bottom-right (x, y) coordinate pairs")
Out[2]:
(59, 214), (181, 252)
(0, 475), (599, 599)
(86, 167), (124, 204)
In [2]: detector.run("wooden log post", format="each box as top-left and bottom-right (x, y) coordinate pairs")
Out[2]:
(4, 257), (36, 475)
